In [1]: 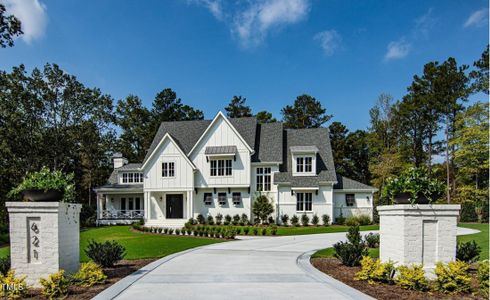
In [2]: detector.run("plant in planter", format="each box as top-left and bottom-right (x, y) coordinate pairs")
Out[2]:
(8, 166), (75, 202)
(382, 167), (445, 205)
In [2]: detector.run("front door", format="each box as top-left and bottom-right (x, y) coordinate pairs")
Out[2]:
(166, 194), (183, 219)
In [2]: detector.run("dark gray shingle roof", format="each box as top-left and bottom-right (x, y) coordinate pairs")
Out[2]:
(251, 122), (283, 163)
(334, 175), (377, 190)
(274, 127), (337, 186)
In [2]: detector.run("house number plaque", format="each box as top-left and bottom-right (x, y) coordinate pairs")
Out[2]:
(27, 217), (41, 263)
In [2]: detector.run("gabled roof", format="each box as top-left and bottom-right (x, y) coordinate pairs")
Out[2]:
(274, 127), (337, 185)
(334, 175), (377, 191)
(141, 133), (197, 170)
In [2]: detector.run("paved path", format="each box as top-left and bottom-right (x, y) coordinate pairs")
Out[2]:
(94, 227), (479, 300)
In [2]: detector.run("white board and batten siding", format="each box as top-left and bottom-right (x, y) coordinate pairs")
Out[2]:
(333, 192), (373, 220)
(143, 138), (194, 190)
(191, 117), (251, 187)
(194, 188), (251, 219)
(277, 185), (333, 223)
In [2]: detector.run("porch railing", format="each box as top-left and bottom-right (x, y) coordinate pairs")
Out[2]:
(100, 210), (144, 220)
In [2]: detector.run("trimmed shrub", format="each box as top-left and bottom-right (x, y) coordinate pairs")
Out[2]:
(301, 213), (310, 226)
(240, 213), (248, 226)
(271, 225), (277, 236)
(0, 270), (28, 299)
(336, 215), (346, 225)
(345, 216), (360, 227)
(357, 214), (371, 226)
(253, 227), (259, 235)
(477, 260), (489, 297)
(85, 240), (126, 268)
(207, 215), (214, 225)
(395, 264), (428, 291)
(460, 201), (478, 222)
(186, 228), (192, 235)
(267, 216), (275, 225)
(175, 228), (181, 235)
(322, 214), (330, 226)
(74, 262), (107, 287)
(163, 228), (169, 234)
(0, 255), (10, 276)
(456, 240), (481, 263)
(252, 194), (274, 224)
(224, 214), (232, 226)
(434, 260), (472, 294)
(168, 228), (174, 235)
(281, 214), (289, 226)
(261, 227), (267, 236)
(333, 225), (368, 266)
(197, 214), (206, 225)
(232, 214), (240, 226)
(311, 214), (319, 226)
(364, 233), (380, 248)
(243, 227), (250, 235)
(215, 213), (223, 225)
(354, 256), (395, 284)
(291, 215), (299, 227)
(40, 270), (70, 299)
(187, 218), (197, 226)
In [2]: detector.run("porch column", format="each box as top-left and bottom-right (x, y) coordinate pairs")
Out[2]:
(144, 192), (149, 221)
(105, 195), (109, 213)
(96, 193), (101, 219)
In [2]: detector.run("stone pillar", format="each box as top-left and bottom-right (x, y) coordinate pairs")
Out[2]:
(377, 204), (461, 274)
(6, 202), (82, 287)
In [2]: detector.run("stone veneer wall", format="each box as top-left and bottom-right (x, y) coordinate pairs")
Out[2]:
(6, 202), (82, 286)
(377, 204), (460, 273)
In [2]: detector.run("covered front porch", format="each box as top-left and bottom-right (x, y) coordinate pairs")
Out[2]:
(145, 190), (194, 228)
(96, 185), (144, 225)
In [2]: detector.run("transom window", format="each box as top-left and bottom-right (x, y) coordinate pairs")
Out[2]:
(296, 157), (313, 173)
(218, 193), (227, 206)
(256, 167), (272, 191)
(296, 192), (312, 212)
(346, 194), (355, 206)
(232, 192), (241, 205)
(210, 159), (232, 176)
(122, 172), (143, 183)
(162, 162), (175, 177)
(203, 193), (213, 206)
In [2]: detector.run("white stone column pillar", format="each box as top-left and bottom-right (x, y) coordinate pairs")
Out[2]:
(6, 202), (82, 287)
(378, 204), (460, 274)
(96, 193), (101, 220)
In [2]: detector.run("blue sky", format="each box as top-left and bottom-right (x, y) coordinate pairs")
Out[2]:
(1, 0), (488, 130)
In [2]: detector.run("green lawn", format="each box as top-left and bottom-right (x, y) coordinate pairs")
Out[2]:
(0, 226), (223, 261)
(311, 223), (489, 261)
(276, 224), (379, 236)
(457, 223), (489, 260)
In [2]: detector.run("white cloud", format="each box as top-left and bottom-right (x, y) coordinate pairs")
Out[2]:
(384, 39), (411, 61)
(190, 0), (310, 47)
(464, 8), (488, 28)
(3, 0), (47, 44)
(413, 8), (436, 38)
(314, 30), (341, 56)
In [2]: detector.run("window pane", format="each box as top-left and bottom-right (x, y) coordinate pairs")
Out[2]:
(122, 173), (128, 183)
(169, 162), (175, 177)
(210, 160), (216, 176)
(264, 167), (271, 174)
(296, 193), (304, 211)
(162, 163), (168, 177)
(121, 198), (126, 210)
(305, 193), (312, 211)
(264, 174), (271, 191)
(135, 198), (140, 210)
(257, 167), (263, 174)
(296, 157), (304, 172)
(226, 160), (232, 175)
(128, 173), (134, 183)
(232, 192), (241, 205)
(218, 193), (227, 205)
(346, 194), (355, 206)
(204, 193), (212, 205)
(218, 160), (224, 176)
(305, 157), (312, 172)
(256, 175), (263, 191)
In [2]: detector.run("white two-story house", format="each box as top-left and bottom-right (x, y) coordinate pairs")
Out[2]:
(94, 111), (377, 227)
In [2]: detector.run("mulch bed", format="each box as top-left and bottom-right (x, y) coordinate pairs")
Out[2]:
(23, 258), (156, 299)
(311, 257), (485, 300)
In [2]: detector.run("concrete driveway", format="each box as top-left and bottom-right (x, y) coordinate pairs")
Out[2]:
(94, 227), (478, 300)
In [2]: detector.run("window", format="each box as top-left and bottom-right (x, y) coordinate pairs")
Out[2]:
(232, 192), (241, 205)
(135, 197), (141, 210)
(121, 198), (126, 212)
(122, 172), (143, 183)
(296, 156), (313, 173)
(210, 159), (232, 177)
(128, 198), (134, 210)
(256, 167), (272, 191)
(162, 162), (175, 177)
(346, 194), (355, 206)
(218, 193), (227, 206)
(204, 193), (213, 206)
(296, 192), (312, 212)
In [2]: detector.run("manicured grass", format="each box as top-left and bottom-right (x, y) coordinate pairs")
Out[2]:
(312, 247), (379, 258)
(276, 224), (379, 236)
(0, 226), (224, 261)
(457, 222), (489, 260)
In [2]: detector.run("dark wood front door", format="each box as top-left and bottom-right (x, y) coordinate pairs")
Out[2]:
(166, 194), (183, 219)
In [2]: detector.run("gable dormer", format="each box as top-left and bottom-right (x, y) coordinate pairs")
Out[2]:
(291, 146), (318, 177)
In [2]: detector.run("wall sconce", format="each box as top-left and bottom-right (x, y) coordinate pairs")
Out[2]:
(366, 196), (370, 202)
(159, 196), (163, 201)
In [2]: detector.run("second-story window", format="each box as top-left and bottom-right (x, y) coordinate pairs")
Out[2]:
(210, 159), (232, 176)
(162, 162), (175, 177)
(122, 172), (143, 183)
(296, 157), (313, 173)
(256, 167), (271, 191)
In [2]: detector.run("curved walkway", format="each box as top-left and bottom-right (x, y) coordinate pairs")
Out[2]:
(94, 227), (479, 300)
